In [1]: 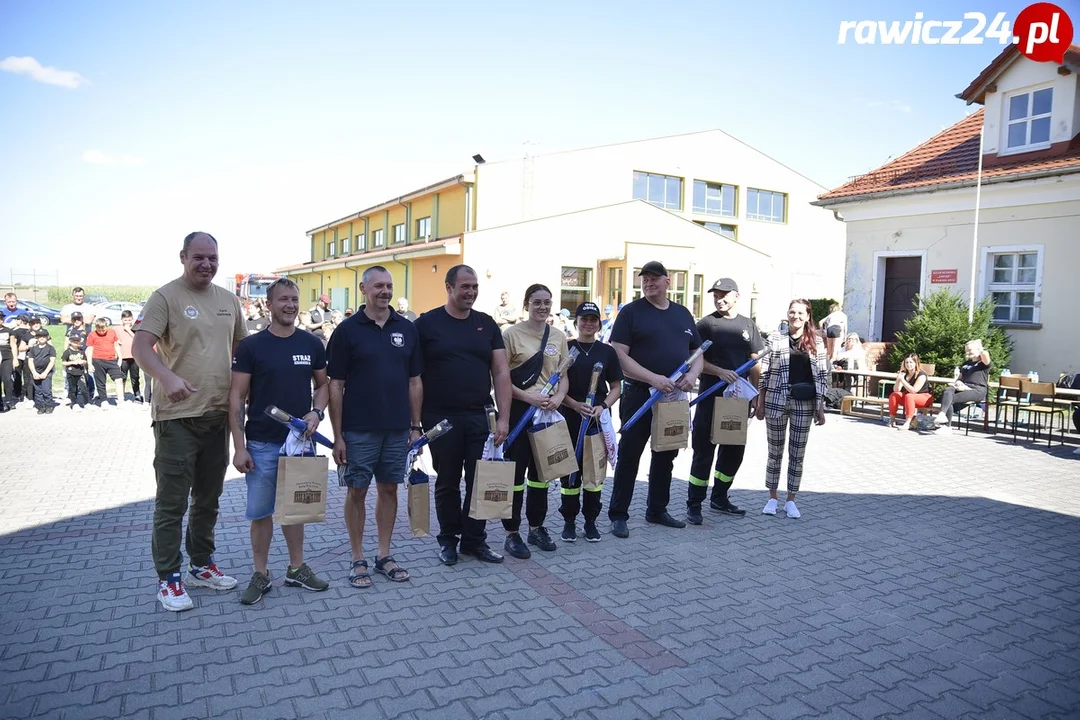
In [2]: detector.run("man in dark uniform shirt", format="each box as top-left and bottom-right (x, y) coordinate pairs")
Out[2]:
(686, 278), (763, 525)
(607, 261), (702, 538)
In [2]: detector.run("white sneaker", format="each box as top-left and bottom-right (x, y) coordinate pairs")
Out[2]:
(158, 573), (194, 612)
(762, 499), (778, 515)
(187, 563), (238, 590)
(785, 501), (801, 519)
(934, 412), (948, 425)
(936, 425), (953, 435)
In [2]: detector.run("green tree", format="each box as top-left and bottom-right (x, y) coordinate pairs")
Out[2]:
(888, 288), (1013, 381)
(809, 298), (839, 326)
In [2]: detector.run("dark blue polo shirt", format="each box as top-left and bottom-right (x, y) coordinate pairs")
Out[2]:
(326, 307), (423, 432)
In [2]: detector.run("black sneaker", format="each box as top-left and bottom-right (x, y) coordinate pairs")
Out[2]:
(527, 527), (557, 552)
(504, 532), (531, 559)
(685, 505), (703, 525)
(584, 522), (601, 542)
(561, 521), (577, 542)
(240, 571), (272, 605)
(460, 544), (504, 563)
(710, 499), (747, 516)
(611, 519), (629, 538)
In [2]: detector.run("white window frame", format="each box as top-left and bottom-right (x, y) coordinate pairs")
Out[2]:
(692, 180), (737, 218)
(978, 244), (1043, 325)
(746, 188), (787, 223)
(1002, 85), (1053, 155)
(633, 171), (683, 210)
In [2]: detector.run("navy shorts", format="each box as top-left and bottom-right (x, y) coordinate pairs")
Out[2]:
(337, 430), (409, 489)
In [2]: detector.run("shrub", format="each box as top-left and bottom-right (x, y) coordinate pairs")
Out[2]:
(888, 288), (1013, 384)
(809, 298), (839, 326)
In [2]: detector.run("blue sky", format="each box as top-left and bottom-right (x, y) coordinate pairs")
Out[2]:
(0, 0), (1068, 286)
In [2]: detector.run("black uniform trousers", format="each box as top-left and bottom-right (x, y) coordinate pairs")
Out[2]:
(424, 411), (491, 551)
(608, 383), (679, 522)
(503, 399), (551, 533)
(558, 409), (603, 524)
(687, 396), (746, 508)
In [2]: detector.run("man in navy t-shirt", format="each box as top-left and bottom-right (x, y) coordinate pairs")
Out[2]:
(229, 277), (330, 605)
(327, 266), (423, 588)
(607, 261), (702, 538)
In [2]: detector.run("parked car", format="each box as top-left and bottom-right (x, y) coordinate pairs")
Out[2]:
(84, 294), (109, 305)
(11, 301), (62, 326)
(93, 301), (144, 326)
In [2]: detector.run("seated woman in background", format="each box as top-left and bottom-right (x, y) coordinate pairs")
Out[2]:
(934, 339), (992, 434)
(888, 353), (932, 429)
(832, 333), (867, 391)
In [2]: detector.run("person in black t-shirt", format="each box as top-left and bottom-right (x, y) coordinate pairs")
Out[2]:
(934, 339), (993, 433)
(0, 319), (15, 411)
(686, 279), (764, 524)
(415, 265), (512, 566)
(61, 335), (90, 409)
(607, 261), (703, 538)
(558, 302), (622, 542)
(11, 315), (33, 406)
(26, 330), (56, 413)
(229, 277), (331, 605)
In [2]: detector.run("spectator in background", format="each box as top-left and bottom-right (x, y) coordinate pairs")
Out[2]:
(12, 315), (34, 408)
(306, 295), (331, 341)
(599, 304), (615, 343)
(555, 308), (577, 341)
(495, 291), (519, 329)
(397, 298), (417, 322)
(60, 287), (96, 327)
(27, 329), (56, 414)
(934, 339), (992, 435)
(2, 292), (28, 324)
(245, 302), (268, 335)
(85, 317), (126, 409)
(0, 317), (15, 412)
(832, 332), (868, 391)
(888, 353), (932, 430)
(118, 310), (142, 402)
(61, 335), (89, 410)
(66, 311), (93, 402)
(821, 303), (847, 362)
(343, 308), (354, 318)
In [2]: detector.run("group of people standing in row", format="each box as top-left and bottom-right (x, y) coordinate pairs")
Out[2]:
(136, 232), (838, 613)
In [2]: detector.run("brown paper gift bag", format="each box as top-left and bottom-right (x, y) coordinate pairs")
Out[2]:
(470, 459), (514, 520)
(651, 398), (690, 452)
(273, 455), (329, 525)
(407, 468), (431, 538)
(711, 396), (750, 445)
(528, 420), (579, 483)
(580, 431), (608, 491)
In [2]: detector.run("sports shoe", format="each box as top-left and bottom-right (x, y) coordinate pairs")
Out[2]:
(934, 412), (949, 425)
(584, 522), (601, 542)
(611, 519), (629, 538)
(936, 424), (953, 435)
(504, 532), (531, 559)
(710, 499), (747, 517)
(561, 521), (577, 542)
(785, 500), (801, 519)
(284, 563), (328, 592)
(240, 571), (272, 605)
(158, 572), (194, 612)
(187, 563), (238, 590)
(527, 526), (557, 552)
(762, 499), (778, 515)
(685, 505), (703, 525)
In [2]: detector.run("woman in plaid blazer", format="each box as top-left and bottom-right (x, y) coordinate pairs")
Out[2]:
(753, 300), (829, 518)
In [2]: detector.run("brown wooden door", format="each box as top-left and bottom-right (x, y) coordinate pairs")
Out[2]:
(881, 256), (921, 341)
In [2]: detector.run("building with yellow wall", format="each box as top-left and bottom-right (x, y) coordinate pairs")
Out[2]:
(279, 130), (846, 326)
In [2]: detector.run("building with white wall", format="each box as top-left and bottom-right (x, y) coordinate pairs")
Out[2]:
(814, 45), (1080, 378)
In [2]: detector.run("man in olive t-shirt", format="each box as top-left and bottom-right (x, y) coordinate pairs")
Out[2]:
(133, 231), (247, 612)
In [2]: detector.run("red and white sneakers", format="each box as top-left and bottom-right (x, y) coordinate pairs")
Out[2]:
(158, 572), (194, 612)
(186, 563), (238, 591)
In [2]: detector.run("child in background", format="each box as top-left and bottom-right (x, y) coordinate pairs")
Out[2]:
(66, 311), (93, 402)
(118, 310), (142, 402)
(84, 317), (125, 410)
(27, 329), (56, 414)
(61, 335), (89, 409)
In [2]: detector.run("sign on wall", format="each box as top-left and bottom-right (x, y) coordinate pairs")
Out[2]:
(930, 269), (958, 284)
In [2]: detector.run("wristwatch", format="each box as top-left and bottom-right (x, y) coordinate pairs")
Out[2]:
(311, 408), (325, 421)
(410, 424), (424, 432)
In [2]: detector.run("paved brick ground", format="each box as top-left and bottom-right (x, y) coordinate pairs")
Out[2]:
(1, 403), (1079, 719)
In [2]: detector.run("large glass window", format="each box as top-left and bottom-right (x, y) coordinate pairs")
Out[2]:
(988, 249), (1040, 323)
(560, 266), (592, 312)
(746, 189), (786, 223)
(1006, 87), (1052, 151)
(695, 220), (738, 241)
(693, 181), (736, 217)
(633, 171), (683, 210)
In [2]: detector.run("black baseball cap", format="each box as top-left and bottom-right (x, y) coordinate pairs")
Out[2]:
(638, 261), (667, 277)
(709, 278), (739, 293)
(71, 311), (83, 320)
(575, 301), (601, 318)
(35, 329), (50, 338)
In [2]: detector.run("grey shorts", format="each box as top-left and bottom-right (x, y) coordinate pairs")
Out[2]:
(337, 430), (409, 489)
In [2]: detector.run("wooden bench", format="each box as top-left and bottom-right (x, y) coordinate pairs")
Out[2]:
(840, 395), (889, 418)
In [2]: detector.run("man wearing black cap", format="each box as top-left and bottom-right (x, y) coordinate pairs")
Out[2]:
(307, 295), (331, 341)
(686, 278), (764, 525)
(607, 261), (702, 538)
(558, 301), (622, 542)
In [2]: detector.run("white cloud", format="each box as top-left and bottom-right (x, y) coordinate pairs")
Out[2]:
(852, 98), (912, 114)
(82, 149), (143, 166)
(0, 56), (88, 89)
(890, 100), (913, 114)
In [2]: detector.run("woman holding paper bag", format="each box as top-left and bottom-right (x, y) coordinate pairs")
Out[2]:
(754, 299), (829, 519)
(501, 283), (569, 559)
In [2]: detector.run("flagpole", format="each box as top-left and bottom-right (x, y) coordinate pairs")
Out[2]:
(968, 122), (985, 323)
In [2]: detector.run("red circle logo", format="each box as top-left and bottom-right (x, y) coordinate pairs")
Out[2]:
(1014, 2), (1074, 63)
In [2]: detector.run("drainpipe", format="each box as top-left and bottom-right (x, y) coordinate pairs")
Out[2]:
(347, 267), (360, 310)
(390, 254), (411, 304)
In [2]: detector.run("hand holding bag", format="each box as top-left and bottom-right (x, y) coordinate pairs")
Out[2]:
(470, 435), (514, 520)
(404, 449), (430, 537)
(651, 391), (690, 452)
(528, 408), (579, 483)
(273, 431), (329, 525)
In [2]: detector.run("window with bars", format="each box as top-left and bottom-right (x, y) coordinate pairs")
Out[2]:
(746, 188), (786, 223)
(560, 266), (592, 313)
(692, 181), (736, 217)
(985, 248), (1041, 324)
(1005, 87), (1052, 152)
(632, 171), (683, 210)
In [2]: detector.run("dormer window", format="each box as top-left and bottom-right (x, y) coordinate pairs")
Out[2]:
(1005, 87), (1052, 152)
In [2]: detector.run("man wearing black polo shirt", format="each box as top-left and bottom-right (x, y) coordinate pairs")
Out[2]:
(415, 265), (512, 566)
(686, 278), (763, 525)
(229, 277), (330, 605)
(608, 261), (702, 538)
(328, 266), (423, 588)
